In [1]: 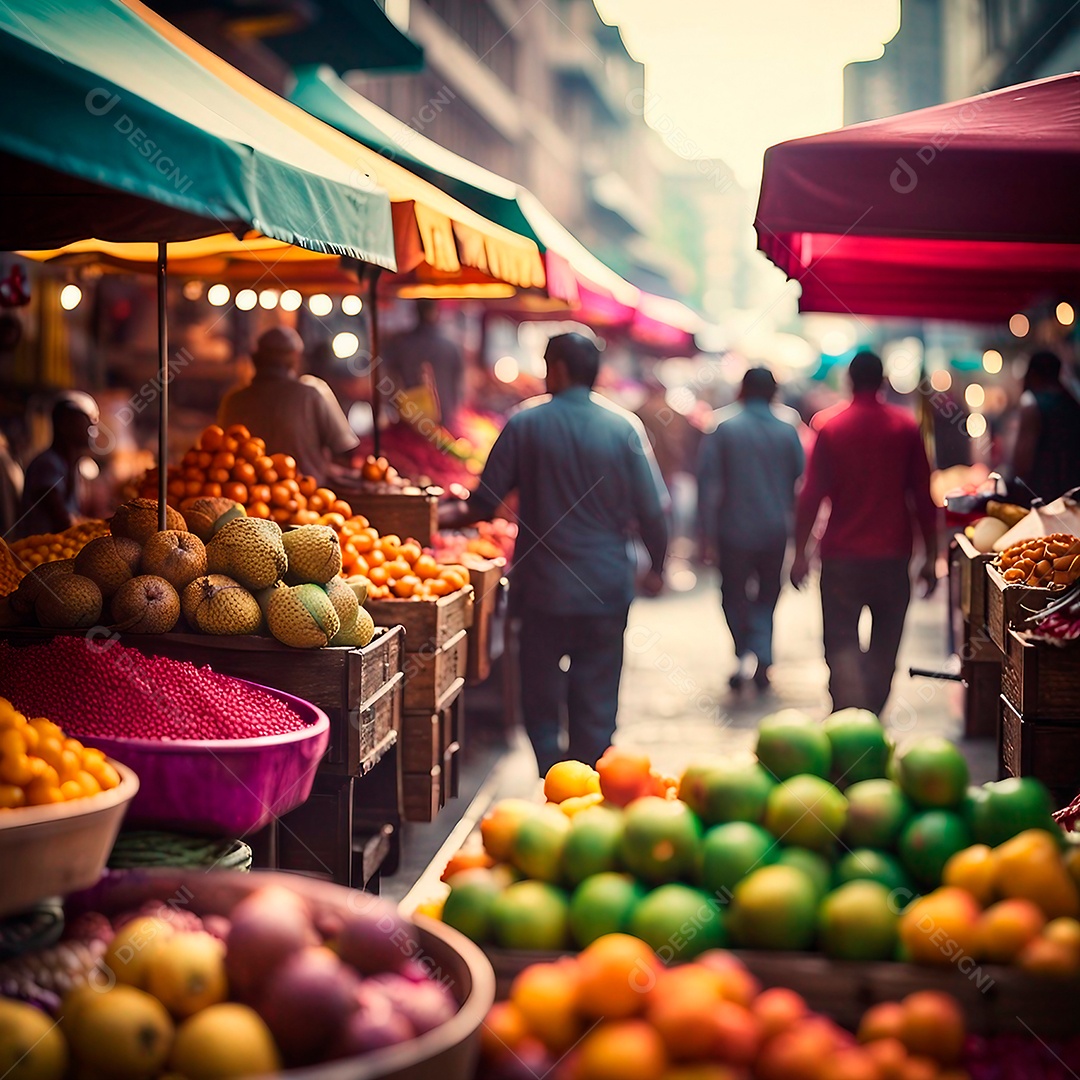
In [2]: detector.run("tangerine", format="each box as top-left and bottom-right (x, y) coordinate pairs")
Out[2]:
(978, 898), (1045, 962)
(545, 760), (602, 804)
(751, 987), (808, 1039)
(575, 934), (658, 1019)
(596, 746), (655, 808)
(510, 961), (581, 1052)
(857, 1002), (905, 1043)
(575, 1019), (667, 1080)
(899, 991), (964, 1064)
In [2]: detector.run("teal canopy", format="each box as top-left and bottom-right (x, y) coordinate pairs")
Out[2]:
(0, 0), (397, 267)
(290, 66), (640, 306)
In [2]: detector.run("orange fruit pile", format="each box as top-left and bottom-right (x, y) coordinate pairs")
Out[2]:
(333, 520), (469, 600)
(143, 424), (354, 526)
(3, 521), (110, 587)
(0, 697), (121, 809)
(479, 935), (970, 1080)
(139, 425), (470, 601)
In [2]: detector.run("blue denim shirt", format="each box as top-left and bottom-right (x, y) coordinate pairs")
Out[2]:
(697, 399), (805, 549)
(470, 387), (669, 615)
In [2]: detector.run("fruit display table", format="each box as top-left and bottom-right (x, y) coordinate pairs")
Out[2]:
(0, 626), (405, 889)
(949, 533), (1002, 739)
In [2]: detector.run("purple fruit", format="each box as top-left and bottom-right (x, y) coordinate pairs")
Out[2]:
(225, 886), (318, 1001)
(329, 1001), (414, 1059)
(334, 898), (419, 976)
(367, 972), (456, 1035)
(257, 946), (361, 1064)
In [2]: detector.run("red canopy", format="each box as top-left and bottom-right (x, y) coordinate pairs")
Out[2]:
(755, 73), (1080, 322)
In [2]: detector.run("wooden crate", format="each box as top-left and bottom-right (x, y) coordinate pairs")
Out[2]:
(401, 711), (440, 773)
(0, 625), (404, 776)
(402, 765), (441, 822)
(466, 560), (505, 684)
(335, 489), (439, 546)
(366, 586), (473, 651)
(1001, 628), (1080, 720)
(985, 566), (1054, 652)
(1001, 696), (1080, 804)
(441, 693), (463, 804)
(401, 677), (464, 773)
(954, 532), (994, 628)
(402, 628), (468, 712)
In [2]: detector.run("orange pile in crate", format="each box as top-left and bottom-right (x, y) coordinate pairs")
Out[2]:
(141, 424), (354, 526)
(332, 517), (468, 600)
(1, 521), (110, 593)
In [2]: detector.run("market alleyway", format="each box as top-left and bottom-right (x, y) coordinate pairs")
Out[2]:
(389, 561), (998, 903)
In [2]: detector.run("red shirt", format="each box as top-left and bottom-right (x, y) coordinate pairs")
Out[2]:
(798, 392), (937, 560)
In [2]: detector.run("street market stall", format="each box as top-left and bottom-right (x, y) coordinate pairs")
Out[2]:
(755, 72), (1080, 322)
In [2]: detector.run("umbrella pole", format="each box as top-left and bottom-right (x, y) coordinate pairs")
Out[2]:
(369, 267), (383, 458)
(157, 242), (168, 531)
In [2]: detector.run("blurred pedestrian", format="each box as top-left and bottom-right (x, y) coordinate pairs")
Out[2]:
(219, 326), (358, 485)
(791, 352), (938, 717)
(15, 393), (97, 539)
(439, 333), (669, 774)
(380, 300), (465, 434)
(0, 431), (23, 537)
(1011, 351), (1080, 503)
(698, 366), (804, 692)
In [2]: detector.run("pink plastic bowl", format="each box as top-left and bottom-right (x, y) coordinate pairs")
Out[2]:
(79, 679), (330, 837)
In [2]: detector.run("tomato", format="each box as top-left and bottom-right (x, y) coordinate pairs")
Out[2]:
(222, 482), (248, 504)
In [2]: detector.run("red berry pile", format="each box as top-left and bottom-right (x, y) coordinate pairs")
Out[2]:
(0, 637), (306, 741)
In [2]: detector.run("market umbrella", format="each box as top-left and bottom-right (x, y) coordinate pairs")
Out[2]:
(290, 66), (640, 314)
(754, 73), (1080, 321)
(1, 0), (401, 525)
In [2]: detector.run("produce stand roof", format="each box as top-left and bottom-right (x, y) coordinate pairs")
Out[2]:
(291, 66), (640, 308)
(755, 72), (1080, 321)
(0, 0), (397, 265)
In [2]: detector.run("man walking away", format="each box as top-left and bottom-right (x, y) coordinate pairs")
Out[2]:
(791, 352), (938, 717)
(698, 367), (804, 692)
(439, 333), (669, 774)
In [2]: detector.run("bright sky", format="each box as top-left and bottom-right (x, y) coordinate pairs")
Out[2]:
(595, 0), (901, 187)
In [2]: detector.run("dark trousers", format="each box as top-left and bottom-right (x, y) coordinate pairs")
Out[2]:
(518, 606), (629, 775)
(820, 557), (911, 716)
(718, 540), (787, 667)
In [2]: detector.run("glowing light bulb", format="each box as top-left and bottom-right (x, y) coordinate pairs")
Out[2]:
(982, 349), (1002, 374)
(964, 384), (985, 409)
(929, 369), (951, 392)
(207, 284), (230, 307)
(966, 413), (987, 438)
(1009, 313), (1029, 337)
(59, 284), (82, 310)
(235, 289), (257, 311)
(308, 293), (333, 317)
(1057, 302), (1075, 326)
(494, 355), (519, 383)
(341, 295), (363, 315)
(280, 290), (302, 312)
(258, 289), (279, 310)
(332, 332), (359, 359)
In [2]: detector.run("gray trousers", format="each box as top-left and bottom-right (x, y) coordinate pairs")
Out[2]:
(518, 606), (629, 774)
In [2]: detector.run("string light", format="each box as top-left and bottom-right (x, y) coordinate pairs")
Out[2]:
(258, 289), (279, 310)
(1009, 313), (1029, 337)
(280, 290), (302, 312)
(982, 349), (1002, 374)
(308, 294), (333, 316)
(207, 284), (230, 306)
(341, 295), (363, 315)
(59, 284), (82, 310)
(235, 289), (257, 311)
(332, 332), (359, 359)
